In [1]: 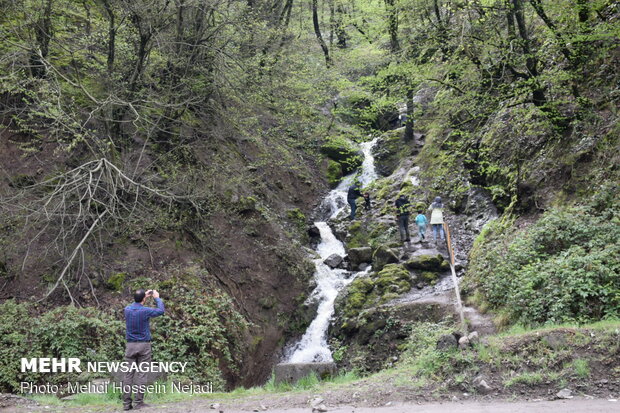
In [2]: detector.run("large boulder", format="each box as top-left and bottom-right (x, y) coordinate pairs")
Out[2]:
(320, 135), (363, 174)
(323, 254), (343, 269)
(372, 245), (398, 271)
(348, 247), (373, 267)
(372, 245), (399, 271)
(405, 254), (449, 272)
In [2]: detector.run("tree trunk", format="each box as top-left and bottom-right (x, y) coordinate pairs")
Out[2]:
(30, 0), (54, 78)
(385, 0), (399, 52)
(312, 0), (332, 66)
(512, 0), (546, 106)
(335, 3), (348, 48)
(404, 88), (414, 142)
(101, 0), (115, 74)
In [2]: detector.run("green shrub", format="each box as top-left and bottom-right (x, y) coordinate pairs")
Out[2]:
(0, 268), (249, 393)
(0, 301), (124, 392)
(466, 191), (620, 326)
(106, 272), (126, 291)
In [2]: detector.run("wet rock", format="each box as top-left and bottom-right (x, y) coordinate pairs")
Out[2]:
(436, 334), (458, 350)
(473, 375), (493, 395)
(405, 254), (446, 271)
(556, 388), (573, 399)
(348, 247), (373, 267)
(308, 224), (321, 239)
(323, 254), (343, 268)
(358, 262), (370, 271)
(372, 245), (399, 271)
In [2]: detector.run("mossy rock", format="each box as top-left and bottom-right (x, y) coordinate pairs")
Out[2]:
(326, 159), (343, 187)
(340, 276), (376, 318)
(346, 220), (369, 248)
(106, 272), (126, 291)
(405, 254), (445, 272)
(420, 271), (439, 284)
(320, 135), (363, 173)
(372, 245), (399, 271)
(373, 130), (410, 176)
(373, 264), (412, 297)
(338, 263), (412, 323)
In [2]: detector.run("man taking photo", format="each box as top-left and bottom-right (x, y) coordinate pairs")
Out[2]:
(123, 289), (165, 410)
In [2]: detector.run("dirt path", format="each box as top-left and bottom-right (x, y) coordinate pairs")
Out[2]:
(3, 397), (619, 413)
(215, 399), (619, 413)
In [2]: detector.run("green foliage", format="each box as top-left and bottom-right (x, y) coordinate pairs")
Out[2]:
(503, 372), (545, 387)
(569, 359), (590, 379)
(105, 272), (126, 292)
(0, 300), (124, 393)
(466, 190), (620, 327)
(0, 266), (249, 393)
(148, 267), (249, 389)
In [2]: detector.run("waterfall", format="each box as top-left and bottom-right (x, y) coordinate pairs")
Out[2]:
(285, 138), (378, 363)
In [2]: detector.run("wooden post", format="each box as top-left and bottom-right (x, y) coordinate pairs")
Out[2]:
(444, 222), (467, 334)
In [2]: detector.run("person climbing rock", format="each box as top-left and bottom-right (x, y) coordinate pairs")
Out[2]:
(395, 194), (411, 242)
(428, 196), (445, 242)
(363, 192), (371, 211)
(415, 209), (428, 241)
(347, 182), (362, 220)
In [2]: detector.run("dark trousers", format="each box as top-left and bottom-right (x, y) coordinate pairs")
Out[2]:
(123, 342), (152, 407)
(398, 215), (410, 241)
(348, 199), (357, 219)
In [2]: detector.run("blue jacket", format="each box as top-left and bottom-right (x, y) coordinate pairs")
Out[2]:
(124, 299), (165, 342)
(415, 214), (428, 226)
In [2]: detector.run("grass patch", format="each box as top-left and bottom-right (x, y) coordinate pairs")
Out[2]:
(569, 359), (590, 379)
(503, 372), (544, 387)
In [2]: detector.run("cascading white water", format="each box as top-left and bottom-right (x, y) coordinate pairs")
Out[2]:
(285, 138), (378, 363)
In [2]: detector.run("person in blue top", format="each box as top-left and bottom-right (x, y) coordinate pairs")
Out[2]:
(415, 209), (428, 241)
(123, 289), (165, 411)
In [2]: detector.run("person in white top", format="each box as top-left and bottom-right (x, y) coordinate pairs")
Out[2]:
(428, 196), (445, 242)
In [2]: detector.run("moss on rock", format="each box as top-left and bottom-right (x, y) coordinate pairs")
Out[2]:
(405, 254), (446, 271)
(326, 159), (344, 187)
(337, 264), (412, 322)
(372, 245), (399, 271)
(320, 135), (363, 174)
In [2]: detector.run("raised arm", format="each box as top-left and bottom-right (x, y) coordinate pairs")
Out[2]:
(148, 290), (165, 317)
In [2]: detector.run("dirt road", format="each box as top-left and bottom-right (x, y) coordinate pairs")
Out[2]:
(5, 397), (619, 413)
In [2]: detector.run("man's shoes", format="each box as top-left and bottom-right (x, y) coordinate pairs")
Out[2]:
(123, 405), (133, 411)
(134, 403), (151, 410)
